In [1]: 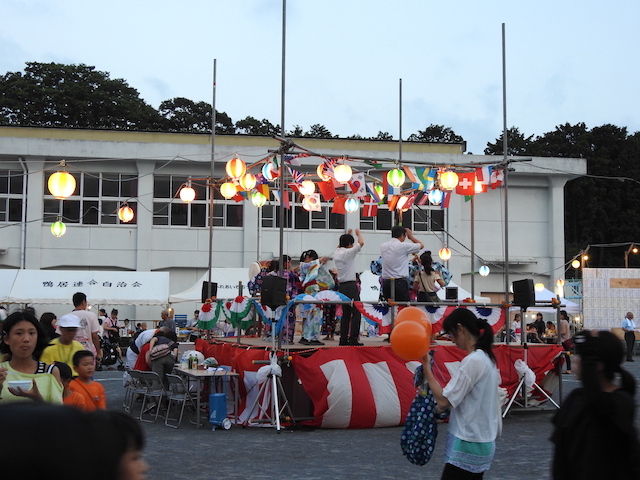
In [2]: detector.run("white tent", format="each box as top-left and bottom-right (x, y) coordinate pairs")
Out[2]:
(3, 270), (169, 305)
(510, 287), (580, 314)
(169, 268), (249, 303)
(0, 269), (19, 303)
(358, 271), (491, 303)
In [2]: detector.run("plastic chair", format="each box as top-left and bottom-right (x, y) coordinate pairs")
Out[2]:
(164, 374), (199, 428)
(139, 371), (167, 423)
(125, 370), (148, 418)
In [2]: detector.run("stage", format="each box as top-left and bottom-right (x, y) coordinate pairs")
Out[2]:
(194, 337), (565, 429)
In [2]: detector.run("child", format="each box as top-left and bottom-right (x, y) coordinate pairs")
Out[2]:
(40, 313), (86, 376)
(55, 361), (87, 411)
(69, 350), (106, 411)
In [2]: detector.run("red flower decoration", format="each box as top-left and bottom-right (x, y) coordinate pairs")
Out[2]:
(201, 303), (212, 313)
(235, 295), (244, 303)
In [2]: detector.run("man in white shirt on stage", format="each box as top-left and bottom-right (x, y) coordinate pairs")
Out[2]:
(334, 229), (364, 346)
(380, 226), (423, 302)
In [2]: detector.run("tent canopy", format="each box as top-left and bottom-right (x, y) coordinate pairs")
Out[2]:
(509, 287), (580, 314)
(2, 270), (169, 306)
(169, 268), (249, 303)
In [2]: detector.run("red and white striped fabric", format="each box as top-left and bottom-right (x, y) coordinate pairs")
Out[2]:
(291, 347), (418, 428)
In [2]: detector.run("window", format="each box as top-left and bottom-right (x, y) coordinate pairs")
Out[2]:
(359, 205), (444, 232)
(43, 172), (138, 225)
(261, 204), (344, 230)
(153, 175), (243, 228)
(0, 170), (24, 223)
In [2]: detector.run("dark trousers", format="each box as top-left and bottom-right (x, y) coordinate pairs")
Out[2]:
(441, 463), (484, 480)
(382, 278), (410, 302)
(339, 281), (361, 345)
(625, 331), (636, 360)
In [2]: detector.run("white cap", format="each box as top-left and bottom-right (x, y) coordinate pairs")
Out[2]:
(58, 314), (82, 328)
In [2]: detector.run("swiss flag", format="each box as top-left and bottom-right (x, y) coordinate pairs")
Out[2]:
(362, 195), (378, 217)
(455, 172), (475, 196)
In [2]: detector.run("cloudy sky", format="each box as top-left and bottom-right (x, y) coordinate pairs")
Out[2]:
(1, 0), (638, 153)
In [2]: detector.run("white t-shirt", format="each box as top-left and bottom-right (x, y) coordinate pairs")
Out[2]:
(333, 243), (362, 283)
(380, 238), (421, 280)
(442, 349), (502, 443)
(69, 309), (100, 355)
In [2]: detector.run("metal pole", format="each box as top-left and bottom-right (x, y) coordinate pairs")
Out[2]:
(502, 23), (510, 303)
(277, 0), (287, 350)
(395, 78), (402, 228)
(208, 59), (217, 300)
(470, 195), (475, 299)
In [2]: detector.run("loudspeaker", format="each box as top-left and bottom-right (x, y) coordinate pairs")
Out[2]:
(512, 279), (535, 308)
(445, 286), (458, 300)
(260, 275), (287, 309)
(201, 281), (218, 302)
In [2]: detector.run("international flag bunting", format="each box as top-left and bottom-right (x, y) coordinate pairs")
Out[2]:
(233, 191), (247, 202)
(387, 195), (399, 211)
(475, 166), (492, 186)
(403, 166), (419, 184)
(256, 184), (270, 198)
(348, 172), (367, 198)
(306, 193), (322, 212)
(322, 158), (336, 178)
(415, 167), (427, 187)
(366, 182), (382, 203)
(417, 192), (429, 206)
(362, 195), (378, 217)
(332, 196), (347, 215)
(273, 191), (291, 209)
(289, 183), (300, 194)
(287, 166), (305, 183)
(426, 168), (437, 190)
(491, 169), (504, 189)
(442, 191), (452, 209)
(284, 153), (309, 166)
(318, 180), (337, 201)
(382, 172), (389, 195)
(456, 172), (476, 196)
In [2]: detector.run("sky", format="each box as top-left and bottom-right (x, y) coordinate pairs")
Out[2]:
(1, 0), (639, 154)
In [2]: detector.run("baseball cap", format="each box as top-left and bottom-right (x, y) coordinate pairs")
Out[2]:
(58, 314), (82, 328)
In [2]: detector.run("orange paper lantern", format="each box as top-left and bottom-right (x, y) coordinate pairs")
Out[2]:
(390, 320), (430, 360)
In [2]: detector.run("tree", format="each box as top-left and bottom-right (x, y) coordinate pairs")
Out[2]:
(304, 124), (335, 138)
(158, 97), (234, 134)
(408, 124), (463, 143)
(484, 127), (535, 155)
(235, 116), (280, 136)
(288, 125), (304, 137)
(373, 131), (393, 141)
(0, 62), (163, 130)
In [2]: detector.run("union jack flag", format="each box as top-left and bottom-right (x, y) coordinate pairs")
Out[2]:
(287, 166), (305, 183)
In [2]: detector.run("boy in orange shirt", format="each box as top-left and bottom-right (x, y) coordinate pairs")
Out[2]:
(69, 351), (106, 411)
(55, 361), (87, 410)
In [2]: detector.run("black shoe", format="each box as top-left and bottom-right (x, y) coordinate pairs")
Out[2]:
(350, 341), (364, 346)
(339, 342), (349, 346)
(628, 358), (635, 362)
(299, 338), (310, 345)
(309, 340), (325, 346)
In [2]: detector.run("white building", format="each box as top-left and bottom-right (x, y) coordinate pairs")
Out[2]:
(0, 126), (586, 320)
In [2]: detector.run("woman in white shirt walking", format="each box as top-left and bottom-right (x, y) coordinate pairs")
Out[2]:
(423, 308), (501, 479)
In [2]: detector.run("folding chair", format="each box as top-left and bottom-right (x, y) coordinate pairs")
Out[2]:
(125, 370), (148, 418)
(164, 374), (199, 428)
(139, 371), (167, 423)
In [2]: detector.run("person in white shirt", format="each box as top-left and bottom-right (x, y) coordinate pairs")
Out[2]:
(334, 229), (364, 346)
(379, 226), (423, 302)
(423, 308), (501, 478)
(622, 312), (637, 362)
(69, 292), (102, 363)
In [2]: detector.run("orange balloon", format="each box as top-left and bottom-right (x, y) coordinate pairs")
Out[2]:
(390, 320), (430, 360)
(395, 306), (432, 337)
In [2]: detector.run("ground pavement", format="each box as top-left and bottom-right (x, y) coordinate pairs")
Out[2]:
(98, 354), (640, 480)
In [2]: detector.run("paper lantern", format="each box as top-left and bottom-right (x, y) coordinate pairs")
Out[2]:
(439, 247), (451, 261)
(345, 197), (359, 213)
(395, 307), (432, 336)
(396, 196), (409, 211)
(118, 205), (134, 223)
(48, 171), (76, 199)
(390, 320), (429, 360)
(226, 157), (246, 179)
(479, 265), (490, 277)
(317, 164), (331, 182)
(387, 168), (405, 188)
(428, 189), (443, 205)
(571, 259), (580, 269)
(239, 173), (256, 191)
(333, 164), (352, 183)
(299, 180), (316, 196)
(51, 220), (66, 237)
(556, 279), (564, 287)
(179, 185), (196, 203)
(220, 182), (237, 199)
(439, 171), (459, 190)
(251, 191), (267, 207)
(302, 196), (312, 211)
(535, 282), (545, 292)
(262, 162), (276, 181)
